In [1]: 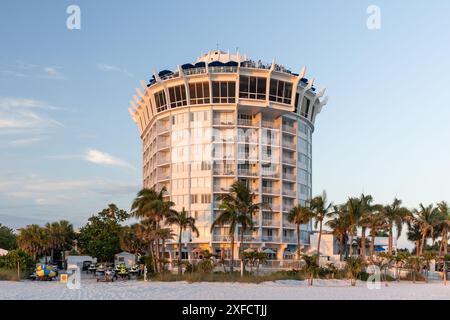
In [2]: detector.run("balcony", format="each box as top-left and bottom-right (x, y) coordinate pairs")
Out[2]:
(208, 66), (237, 73)
(262, 219), (280, 227)
(282, 124), (296, 135)
(282, 140), (296, 150)
(283, 220), (296, 229)
(283, 204), (294, 212)
(237, 118), (259, 127)
(261, 235), (280, 243)
(212, 136), (235, 143)
(213, 165), (235, 176)
(157, 155), (171, 166)
(261, 171), (279, 179)
(262, 186), (280, 195)
(157, 171), (170, 181)
(262, 204), (280, 211)
(157, 122), (170, 134)
(213, 117), (235, 126)
(283, 172), (296, 181)
(261, 120), (278, 129)
(213, 185), (230, 193)
(157, 139), (170, 150)
(237, 168), (258, 177)
(212, 234), (232, 242)
(283, 236), (297, 243)
(237, 153), (258, 161)
(283, 189), (296, 197)
(282, 156), (296, 166)
(183, 67), (206, 76)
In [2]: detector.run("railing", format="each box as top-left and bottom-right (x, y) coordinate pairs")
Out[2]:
(157, 156), (171, 165)
(262, 219), (280, 227)
(282, 140), (296, 149)
(282, 124), (296, 134)
(262, 204), (279, 211)
(212, 136), (235, 143)
(157, 171), (170, 181)
(237, 118), (259, 127)
(283, 156), (296, 165)
(237, 169), (257, 176)
(213, 185), (230, 192)
(157, 123), (170, 133)
(213, 118), (235, 126)
(283, 189), (296, 197)
(212, 235), (232, 242)
(183, 67), (206, 76)
(262, 186), (280, 194)
(157, 140), (170, 149)
(261, 120), (278, 129)
(208, 66), (237, 73)
(282, 220), (296, 228)
(240, 60), (271, 70)
(283, 173), (295, 181)
(261, 170), (279, 178)
(237, 153), (258, 161)
(283, 236), (297, 243)
(237, 136), (258, 144)
(283, 204), (294, 212)
(261, 236), (280, 242)
(213, 165), (235, 176)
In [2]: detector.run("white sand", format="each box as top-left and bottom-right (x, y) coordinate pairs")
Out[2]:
(1, 278), (449, 300)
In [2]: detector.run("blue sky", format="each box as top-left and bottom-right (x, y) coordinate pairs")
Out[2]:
(1, 1), (450, 247)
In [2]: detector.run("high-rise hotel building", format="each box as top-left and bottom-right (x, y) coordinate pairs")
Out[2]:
(129, 51), (328, 262)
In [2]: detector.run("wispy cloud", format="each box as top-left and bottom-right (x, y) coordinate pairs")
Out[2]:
(0, 97), (63, 133)
(97, 63), (133, 77)
(84, 148), (132, 168)
(10, 137), (45, 146)
(0, 61), (65, 80)
(0, 174), (139, 207)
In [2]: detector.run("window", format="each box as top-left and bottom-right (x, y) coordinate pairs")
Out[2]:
(212, 81), (236, 104)
(300, 97), (310, 118)
(189, 82), (210, 105)
(269, 79), (292, 105)
(168, 85), (187, 108)
(239, 76), (266, 100)
(154, 90), (167, 112)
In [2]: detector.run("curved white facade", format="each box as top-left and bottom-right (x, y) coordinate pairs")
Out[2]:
(129, 50), (328, 262)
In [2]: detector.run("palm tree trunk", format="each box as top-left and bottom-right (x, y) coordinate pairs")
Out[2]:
(421, 229), (426, 255)
(178, 230), (182, 275)
(415, 240), (420, 255)
(317, 221), (323, 263)
(439, 232), (444, 257)
(148, 241), (155, 273)
(444, 231), (448, 256)
(361, 227), (366, 259)
(339, 234), (343, 261)
(240, 230), (245, 273)
(297, 224), (301, 260)
(388, 226), (393, 254)
(230, 234), (235, 273)
(162, 238), (166, 272)
(349, 230), (354, 257)
(370, 230), (375, 263)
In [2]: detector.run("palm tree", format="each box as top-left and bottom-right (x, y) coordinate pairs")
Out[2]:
(131, 187), (175, 272)
(435, 201), (450, 257)
(360, 210), (387, 262)
(301, 254), (319, 286)
(135, 219), (158, 272)
(211, 181), (263, 273)
(382, 198), (411, 254)
(157, 228), (175, 271)
(325, 205), (349, 261)
(165, 208), (199, 275)
(358, 194), (374, 259)
(44, 220), (75, 263)
(310, 191), (332, 261)
(17, 224), (48, 261)
(344, 197), (364, 257)
(287, 203), (313, 259)
(345, 256), (365, 286)
(120, 224), (145, 261)
(412, 203), (439, 255)
(407, 220), (422, 255)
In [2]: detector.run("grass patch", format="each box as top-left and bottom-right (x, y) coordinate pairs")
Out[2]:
(149, 270), (305, 283)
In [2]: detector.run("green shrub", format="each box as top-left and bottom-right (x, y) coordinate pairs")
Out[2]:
(0, 268), (21, 281)
(0, 249), (34, 271)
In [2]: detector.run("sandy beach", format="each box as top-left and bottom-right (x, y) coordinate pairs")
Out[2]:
(1, 279), (449, 300)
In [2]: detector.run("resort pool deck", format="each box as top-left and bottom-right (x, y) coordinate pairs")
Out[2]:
(1, 279), (450, 300)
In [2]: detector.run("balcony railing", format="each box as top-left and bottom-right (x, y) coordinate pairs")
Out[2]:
(282, 220), (296, 228)
(283, 172), (295, 181)
(282, 124), (296, 134)
(283, 236), (297, 243)
(157, 123), (170, 133)
(262, 219), (280, 227)
(261, 235), (280, 242)
(261, 120), (278, 129)
(262, 204), (280, 211)
(283, 204), (294, 212)
(283, 189), (296, 197)
(237, 169), (257, 177)
(213, 185), (230, 193)
(212, 136), (235, 143)
(157, 171), (170, 181)
(282, 140), (296, 149)
(183, 67), (206, 76)
(237, 136), (258, 144)
(208, 66), (237, 73)
(262, 187), (280, 194)
(157, 140), (170, 149)
(213, 118), (235, 126)
(237, 118), (259, 127)
(261, 171), (279, 178)
(157, 155), (171, 165)
(283, 156), (296, 165)
(213, 165), (235, 176)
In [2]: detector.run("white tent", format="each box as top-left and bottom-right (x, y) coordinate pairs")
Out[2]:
(0, 248), (8, 256)
(114, 252), (136, 268)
